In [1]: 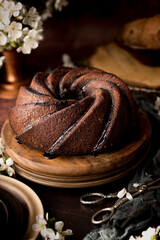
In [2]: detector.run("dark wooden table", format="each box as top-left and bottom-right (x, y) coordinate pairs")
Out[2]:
(1, 1), (160, 238)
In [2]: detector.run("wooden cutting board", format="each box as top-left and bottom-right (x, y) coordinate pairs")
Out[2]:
(89, 42), (160, 89)
(1, 110), (151, 188)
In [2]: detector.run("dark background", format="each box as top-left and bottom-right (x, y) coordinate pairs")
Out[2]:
(23, 0), (160, 76)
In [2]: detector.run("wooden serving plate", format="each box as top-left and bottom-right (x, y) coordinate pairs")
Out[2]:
(1, 110), (151, 188)
(0, 175), (44, 240)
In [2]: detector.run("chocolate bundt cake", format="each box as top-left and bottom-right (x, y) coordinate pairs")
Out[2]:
(119, 14), (160, 49)
(9, 67), (138, 156)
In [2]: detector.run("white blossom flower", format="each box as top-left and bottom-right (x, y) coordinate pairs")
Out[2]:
(24, 28), (43, 46)
(17, 29), (43, 54)
(23, 7), (41, 29)
(32, 214), (58, 240)
(41, 0), (54, 21)
(33, 213), (73, 240)
(6, 165), (15, 176)
(2, 0), (22, 18)
(55, 221), (73, 239)
(5, 158), (15, 176)
(54, 0), (68, 11)
(32, 214), (47, 234)
(141, 227), (157, 240)
(117, 188), (133, 200)
(55, 221), (64, 232)
(62, 53), (75, 68)
(0, 157), (15, 176)
(154, 96), (160, 116)
(5, 21), (22, 41)
(129, 226), (159, 240)
(0, 158), (7, 171)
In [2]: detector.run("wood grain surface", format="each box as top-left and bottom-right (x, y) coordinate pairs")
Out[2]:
(1, 110), (151, 188)
(89, 42), (160, 89)
(0, 175), (44, 240)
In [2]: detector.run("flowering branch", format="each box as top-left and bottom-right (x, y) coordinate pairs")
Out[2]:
(32, 213), (73, 240)
(0, 0), (44, 55)
(0, 138), (15, 176)
(0, 0), (69, 67)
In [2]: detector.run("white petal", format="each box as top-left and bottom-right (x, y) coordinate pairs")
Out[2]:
(129, 236), (136, 240)
(133, 183), (140, 188)
(31, 41), (38, 49)
(117, 188), (127, 199)
(6, 158), (14, 166)
(0, 56), (5, 68)
(62, 229), (73, 236)
(18, 44), (31, 54)
(0, 22), (4, 30)
(46, 212), (49, 221)
(29, 7), (36, 14)
(126, 192), (133, 200)
(32, 223), (41, 232)
(0, 165), (6, 171)
(40, 228), (48, 237)
(43, 228), (55, 238)
(13, 11), (19, 17)
(54, 232), (62, 240)
(15, 2), (22, 10)
(11, 21), (22, 30)
(7, 167), (15, 176)
(0, 31), (7, 45)
(0, 157), (4, 164)
(142, 227), (156, 239)
(55, 221), (64, 231)
(2, 13), (10, 25)
(14, 30), (22, 38)
(17, 46), (22, 53)
(36, 214), (44, 223)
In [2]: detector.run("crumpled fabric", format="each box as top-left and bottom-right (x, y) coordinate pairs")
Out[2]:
(84, 93), (160, 240)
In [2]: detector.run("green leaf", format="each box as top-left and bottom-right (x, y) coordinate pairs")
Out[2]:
(47, 217), (56, 228)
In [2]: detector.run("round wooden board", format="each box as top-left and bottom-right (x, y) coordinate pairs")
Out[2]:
(1, 110), (151, 188)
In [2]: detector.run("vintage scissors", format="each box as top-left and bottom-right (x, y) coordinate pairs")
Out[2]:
(80, 177), (160, 225)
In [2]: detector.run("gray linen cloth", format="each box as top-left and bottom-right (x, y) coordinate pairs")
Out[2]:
(84, 93), (160, 240)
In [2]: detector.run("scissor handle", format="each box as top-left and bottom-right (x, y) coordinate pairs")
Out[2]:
(80, 192), (106, 205)
(91, 207), (114, 225)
